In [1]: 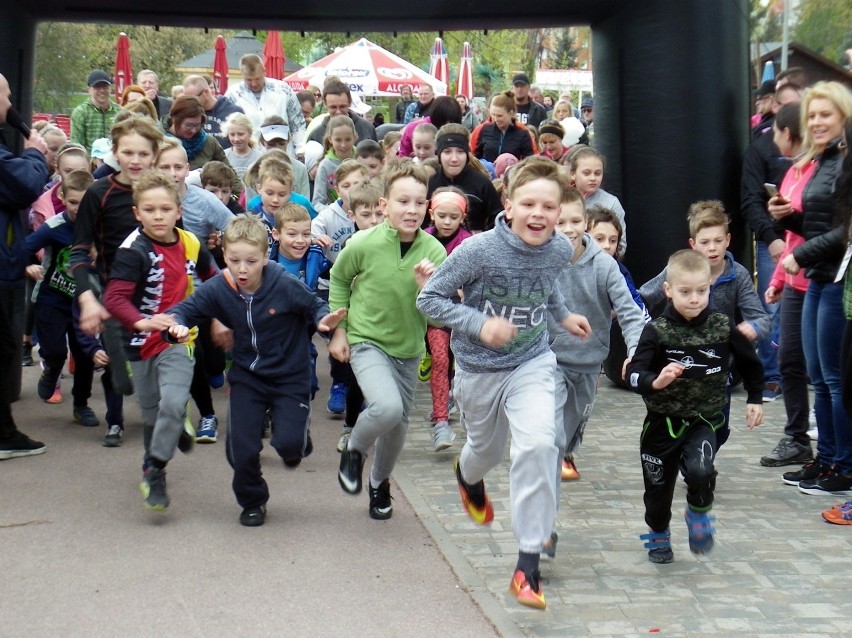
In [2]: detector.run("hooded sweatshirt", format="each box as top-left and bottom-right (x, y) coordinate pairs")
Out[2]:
(548, 235), (647, 373)
(417, 212), (572, 373)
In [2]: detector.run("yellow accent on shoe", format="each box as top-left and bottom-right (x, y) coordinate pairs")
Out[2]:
(509, 570), (546, 609)
(454, 457), (494, 525)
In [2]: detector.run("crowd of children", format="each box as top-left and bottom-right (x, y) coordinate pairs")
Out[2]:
(15, 77), (852, 616)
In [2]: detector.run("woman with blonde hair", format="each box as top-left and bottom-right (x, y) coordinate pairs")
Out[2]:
(769, 81), (852, 494)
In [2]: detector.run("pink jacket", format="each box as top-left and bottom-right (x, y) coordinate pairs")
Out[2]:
(769, 161), (817, 294)
(29, 181), (62, 232)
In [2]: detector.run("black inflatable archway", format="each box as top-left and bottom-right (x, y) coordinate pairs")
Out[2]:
(1, 0), (749, 281)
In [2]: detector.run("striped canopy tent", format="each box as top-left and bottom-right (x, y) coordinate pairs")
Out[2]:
(284, 38), (447, 97)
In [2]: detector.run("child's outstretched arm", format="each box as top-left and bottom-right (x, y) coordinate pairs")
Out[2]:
(318, 307), (347, 333)
(729, 317), (765, 406)
(733, 266), (770, 342)
(417, 245), (490, 339)
(625, 323), (673, 395)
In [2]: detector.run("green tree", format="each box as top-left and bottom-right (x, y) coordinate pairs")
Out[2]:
(34, 23), (232, 114)
(552, 31), (579, 69)
(794, 0), (852, 62)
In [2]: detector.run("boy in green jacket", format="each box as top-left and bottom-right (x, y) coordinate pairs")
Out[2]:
(329, 162), (445, 520)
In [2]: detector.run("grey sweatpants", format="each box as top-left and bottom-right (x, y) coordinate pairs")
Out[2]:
(554, 366), (598, 458)
(129, 344), (194, 464)
(348, 342), (419, 487)
(552, 366), (598, 525)
(455, 350), (559, 554)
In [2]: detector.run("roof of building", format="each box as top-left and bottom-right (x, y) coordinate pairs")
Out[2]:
(177, 31), (302, 72)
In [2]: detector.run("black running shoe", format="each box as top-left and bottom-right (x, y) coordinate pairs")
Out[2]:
(240, 505), (266, 527)
(37, 365), (62, 401)
(140, 466), (169, 511)
(369, 479), (393, 520)
(338, 447), (364, 494)
(782, 457), (828, 486)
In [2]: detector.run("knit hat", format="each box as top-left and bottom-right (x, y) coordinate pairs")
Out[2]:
(494, 153), (519, 178)
(436, 132), (469, 155)
(538, 121), (565, 139)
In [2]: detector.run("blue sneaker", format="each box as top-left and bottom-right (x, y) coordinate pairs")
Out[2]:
(327, 383), (347, 415)
(196, 415), (218, 443)
(640, 529), (674, 563)
(685, 508), (715, 555)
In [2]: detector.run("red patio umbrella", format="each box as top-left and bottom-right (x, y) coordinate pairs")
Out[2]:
(114, 32), (132, 101)
(429, 37), (449, 92)
(457, 41), (474, 100)
(263, 30), (286, 80)
(213, 35), (229, 96)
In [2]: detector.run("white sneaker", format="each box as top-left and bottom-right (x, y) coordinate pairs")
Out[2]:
(337, 427), (352, 453)
(433, 421), (456, 452)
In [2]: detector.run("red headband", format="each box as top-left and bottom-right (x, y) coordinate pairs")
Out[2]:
(430, 191), (467, 215)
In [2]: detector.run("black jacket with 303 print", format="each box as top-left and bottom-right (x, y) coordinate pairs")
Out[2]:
(626, 303), (764, 418)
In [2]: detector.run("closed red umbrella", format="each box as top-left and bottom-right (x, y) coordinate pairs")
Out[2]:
(213, 35), (229, 96)
(457, 41), (474, 100)
(263, 30), (286, 80)
(429, 37), (449, 94)
(114, 32), (132, 101)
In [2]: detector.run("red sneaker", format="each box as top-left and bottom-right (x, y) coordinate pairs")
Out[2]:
(454, 458), (493, 525)
(46, 387), (63, 404)
(561, 457), (580, 481)
(509, 569), (546, 609)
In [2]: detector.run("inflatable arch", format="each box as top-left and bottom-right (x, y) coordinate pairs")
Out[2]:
(1, 0), (749, 280)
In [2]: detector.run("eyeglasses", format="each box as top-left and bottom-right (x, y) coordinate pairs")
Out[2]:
(313, 92), (322, 99)
(180, 121), (203, 131)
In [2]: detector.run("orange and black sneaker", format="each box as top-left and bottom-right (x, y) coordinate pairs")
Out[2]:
(561, 457), (580, 481)
(509, 569), (546, 609)
(454, 457), (494, 525)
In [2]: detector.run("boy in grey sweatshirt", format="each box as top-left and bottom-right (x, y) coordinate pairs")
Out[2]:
(418, 157), (591, 611)
(548, 194), (647, 494)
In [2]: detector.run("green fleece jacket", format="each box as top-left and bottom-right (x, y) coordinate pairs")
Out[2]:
(329, 221), (446, 359)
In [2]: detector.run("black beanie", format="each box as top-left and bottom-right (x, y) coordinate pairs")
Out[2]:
(436, 132), (469, 155)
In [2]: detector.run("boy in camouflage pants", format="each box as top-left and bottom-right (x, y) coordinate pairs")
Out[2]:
(626, 250), (764, 563)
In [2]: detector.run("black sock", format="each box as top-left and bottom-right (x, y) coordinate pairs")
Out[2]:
(516, 551), (540, 576)
(148, 458), (167, 470)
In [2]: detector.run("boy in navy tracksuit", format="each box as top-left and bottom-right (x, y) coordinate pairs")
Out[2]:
(167, 215), (345, 526)
(24, 170), (99, 421)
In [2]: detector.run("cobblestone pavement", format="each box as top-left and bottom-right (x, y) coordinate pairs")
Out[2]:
(394, 378), (852, 638)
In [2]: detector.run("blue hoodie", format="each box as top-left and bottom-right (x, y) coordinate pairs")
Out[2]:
(168, 263), (329, 383)
(0, 143), (50, 288)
